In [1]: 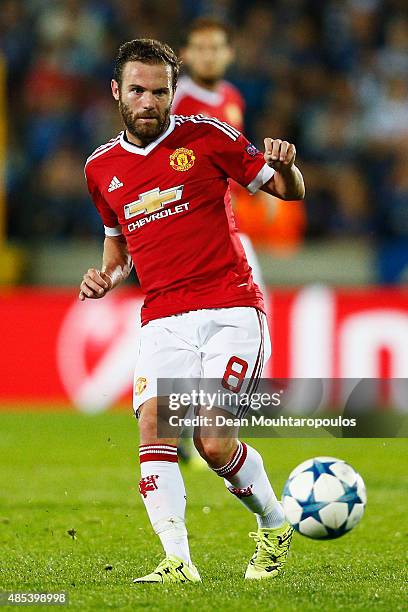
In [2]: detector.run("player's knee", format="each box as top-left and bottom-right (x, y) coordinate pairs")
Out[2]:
(138, 418), (157, 444)
(194, 437), (237, 468)
(138, 400), (159, 444)
(138, 398), (179, 447)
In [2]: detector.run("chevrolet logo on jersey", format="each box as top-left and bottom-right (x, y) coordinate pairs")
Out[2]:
(124, 186), (184, 219)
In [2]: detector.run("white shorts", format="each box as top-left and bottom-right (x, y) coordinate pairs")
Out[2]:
(133, 306), (271, 417)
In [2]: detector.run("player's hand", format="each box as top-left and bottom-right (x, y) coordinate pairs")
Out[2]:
(264, 138), (296, 173)
(79, 268), (113, 301)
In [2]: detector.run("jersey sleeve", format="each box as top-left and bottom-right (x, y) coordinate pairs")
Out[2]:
(84, 165), (122, 236)
(208, 126), (274, 193)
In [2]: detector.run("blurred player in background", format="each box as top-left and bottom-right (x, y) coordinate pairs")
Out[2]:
(174, 19), (269, 465)
(80, 38), (304, 584)
(173, 18), (244, 130)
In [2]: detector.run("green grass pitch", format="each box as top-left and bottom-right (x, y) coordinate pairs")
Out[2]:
(0, 410), (406, 611)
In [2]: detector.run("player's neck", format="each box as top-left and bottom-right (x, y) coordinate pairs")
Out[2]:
(124, 130), (148, 147)
(191, 76), (220, 92)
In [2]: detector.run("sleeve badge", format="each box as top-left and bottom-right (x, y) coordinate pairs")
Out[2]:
(245, 143), (259, 157)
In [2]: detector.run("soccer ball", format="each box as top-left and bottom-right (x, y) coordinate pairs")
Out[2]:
(282, 456), (367, 539)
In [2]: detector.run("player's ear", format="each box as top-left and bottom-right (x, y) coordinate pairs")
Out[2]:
(111, 79), (120, 101)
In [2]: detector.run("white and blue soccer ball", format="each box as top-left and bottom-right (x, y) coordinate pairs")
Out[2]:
(282, 456), (367, 539)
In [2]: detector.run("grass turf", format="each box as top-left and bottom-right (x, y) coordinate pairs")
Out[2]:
(0, 411), (406, 611)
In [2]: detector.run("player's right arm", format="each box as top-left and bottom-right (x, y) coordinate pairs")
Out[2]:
(80, 159), (133, 301)
(79, 234), (133, 301)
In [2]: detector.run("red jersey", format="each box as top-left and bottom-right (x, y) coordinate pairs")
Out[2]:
(173, 76), (244, 131)
(85, 114), (274, 325)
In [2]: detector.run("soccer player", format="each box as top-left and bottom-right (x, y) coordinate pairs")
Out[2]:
(79, 39), (305, 583)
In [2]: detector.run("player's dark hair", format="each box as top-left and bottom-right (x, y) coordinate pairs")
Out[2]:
(114, 38), (181, 90)
(185, 17), (232, 45)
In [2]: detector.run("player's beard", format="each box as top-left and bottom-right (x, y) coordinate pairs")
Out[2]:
(119, 99), (171, 146)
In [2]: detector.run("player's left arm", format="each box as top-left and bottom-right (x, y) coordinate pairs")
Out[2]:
(261, 138), (305, 200)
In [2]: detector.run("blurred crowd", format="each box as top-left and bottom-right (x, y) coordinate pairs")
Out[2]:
(1, 0), (408, 281)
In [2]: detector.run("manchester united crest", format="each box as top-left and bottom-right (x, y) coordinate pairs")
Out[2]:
(170, 147), (195, 172)
(135, 376), (147, 396)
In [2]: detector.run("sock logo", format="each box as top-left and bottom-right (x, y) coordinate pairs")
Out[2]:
(228, 484), (253, 498)
(139, 474), (159, 498)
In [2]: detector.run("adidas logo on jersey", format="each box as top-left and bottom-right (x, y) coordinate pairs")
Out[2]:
(108, 176), (124, 192)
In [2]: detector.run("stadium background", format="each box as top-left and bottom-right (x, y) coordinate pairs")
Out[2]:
(0, 0), (407, 407)
(0, 3), (407, 610)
